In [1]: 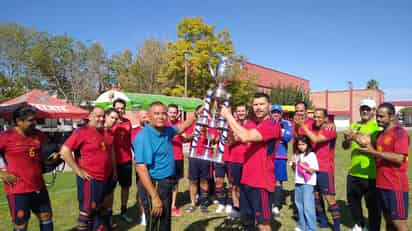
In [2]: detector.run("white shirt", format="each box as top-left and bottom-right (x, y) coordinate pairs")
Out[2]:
(294, 152), (319, 186)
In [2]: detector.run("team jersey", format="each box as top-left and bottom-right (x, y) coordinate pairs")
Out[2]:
(166, 120), (184, 160)
(64, 125), (113, 181)
(228, 120), (256, 163)
(311, 125), (337, 173)
(375, 125), (409, 192)
(241, 119), (281, 192)
(111, 118), (132, 164)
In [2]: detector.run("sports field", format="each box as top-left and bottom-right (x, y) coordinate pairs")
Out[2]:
(1, 132), (411, 230)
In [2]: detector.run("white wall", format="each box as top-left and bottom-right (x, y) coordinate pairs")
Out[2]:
(334, 115), (350, 130)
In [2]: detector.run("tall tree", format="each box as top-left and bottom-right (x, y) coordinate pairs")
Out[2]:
(366, 79), (379, 89)
(270, 85), (313, 108)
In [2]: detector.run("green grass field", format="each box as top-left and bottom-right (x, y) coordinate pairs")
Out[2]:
(1, 132), (411, 230)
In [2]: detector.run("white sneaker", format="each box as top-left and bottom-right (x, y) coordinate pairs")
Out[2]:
(140, 213), (146, 226)
(213, 199), (219, 204)
(352, 224), (362, 231)
(215, 204), (225, 213)
(294, 227), (302, 231)
(272, 206), (280, 215)
(224, 204), (232, 214)
(228, 209), (240, 219)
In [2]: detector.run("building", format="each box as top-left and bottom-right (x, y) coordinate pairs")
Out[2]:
(241, 62), (310, 93)
(310, 88), (385, 129)
(389, 100), (412, 126)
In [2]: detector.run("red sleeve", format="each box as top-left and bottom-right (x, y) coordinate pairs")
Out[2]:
(64, 129), (83, 150)
(319, 128), (337, 142)
(394, 128), (409, 156)
(256, 120), (281, 142)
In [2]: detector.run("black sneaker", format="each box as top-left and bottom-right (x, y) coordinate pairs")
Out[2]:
(200, 205), (209, 214)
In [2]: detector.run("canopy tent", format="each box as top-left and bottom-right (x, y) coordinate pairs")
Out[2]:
(0, 89), (89, 120)
(95, 90), (203, 112)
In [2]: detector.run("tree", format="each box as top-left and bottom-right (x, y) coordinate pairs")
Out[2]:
(158, 17), (236, 97)
(366, 79), (379, 89)
(0, 74), (25, 102)
(270, 85), (313, 108)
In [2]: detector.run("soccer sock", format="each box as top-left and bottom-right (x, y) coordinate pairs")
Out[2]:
(13, 228), (27, 231)
(226, 186), (233, 206)
(101, 208), (113, 229)
(315, 195), (328, 226)
(199, 188), (208, 206)
(329, 203), (341, 231)
(39, 219), (53, 231)
(274, 185), (283, 208)
(121, 205), (127, 215)
(78, 211), (90, 230)
(215, 186), (226, 205)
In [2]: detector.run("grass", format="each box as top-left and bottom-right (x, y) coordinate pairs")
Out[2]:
(1, 131), (411, 230)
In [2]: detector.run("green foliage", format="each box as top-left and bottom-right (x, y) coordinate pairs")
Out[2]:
(366, 78), (379, 89)
(0, 74), (25, 102)
(270, 84), (313, 108)
(400, 107), (412, 113)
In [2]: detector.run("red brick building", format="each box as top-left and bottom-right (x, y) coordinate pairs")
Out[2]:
(311, 88), (385, 128)
(241, 62), (310, 93)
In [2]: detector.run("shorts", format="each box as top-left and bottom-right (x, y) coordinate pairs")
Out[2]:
(379, 189), (408, 220)
(228, 162), (243, 186)
(117, 161), (132, 188)
(316, 171), (335, 195)
(275, 159), (288, 182)
(240, 185), (272, 223)
(214, 162), (228, 178)
(6, 188), (52, 225)
(188, 158), (212, 181)
(77, 176), (110, 214)
(174, 160), (184, 180)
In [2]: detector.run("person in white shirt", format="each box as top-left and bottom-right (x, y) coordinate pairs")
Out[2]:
(291, 135), (319, 231)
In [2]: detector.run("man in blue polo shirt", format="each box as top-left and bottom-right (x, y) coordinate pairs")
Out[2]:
(133, 101), (196, 231)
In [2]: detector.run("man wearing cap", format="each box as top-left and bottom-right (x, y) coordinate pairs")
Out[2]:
(343, 99), (381, 231)
(270, 104), (293, 218)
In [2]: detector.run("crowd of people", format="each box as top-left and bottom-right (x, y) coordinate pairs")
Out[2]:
(0, 93), (409, 231)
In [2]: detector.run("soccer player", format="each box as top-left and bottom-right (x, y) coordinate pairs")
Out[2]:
(226, 103), (256, 219)
(358, 103), (409, 231)
(111, 98), (134, 222)
(270, 104), (292, 218)
(221, 92), (281, 231)
(133, 101), (196, 231)
(60, 107), (116, 230)
(166, 104), (186, 217)
(0, 106), (55, 231)
(295, 108), (341, 230)
(342, 99), (381, 231)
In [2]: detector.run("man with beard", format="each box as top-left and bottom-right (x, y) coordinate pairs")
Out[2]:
(295, 108), (341, 230)
(221, 93), (281, 231)
(134, 101), (196, 231)
(342, 99), (381, 231)
(60, 107), (116, 230)
(0, 106), (56, 231)
(358, 103), (409, 231)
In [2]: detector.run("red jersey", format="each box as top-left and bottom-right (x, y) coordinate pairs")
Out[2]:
(131, 126), (143, 143)
(292, 118), (314, 152)
(166, 120), (184, 160)
(375, 126), (409, 192)
(0, 129), (47, 194)
(229, 120), (256, 164)
(111, 118), (132, 164)
(187, 123), (218, 157)
(64, 125), (113, 181)
(241, 119), (281, 192)
(311, 125), (337, 173)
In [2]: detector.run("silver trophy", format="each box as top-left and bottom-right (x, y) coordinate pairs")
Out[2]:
(189, 54), (231, 163)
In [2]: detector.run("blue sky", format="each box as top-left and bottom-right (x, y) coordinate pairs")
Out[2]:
(2, 0), (412, 100)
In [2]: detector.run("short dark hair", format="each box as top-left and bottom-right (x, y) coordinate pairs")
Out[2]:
(13, 106), (36, 123)
(253, 92), (270, 102)
(314, 108), (328, 117)
(378, 102), (395, 116)
(112, 98), (126, 108)
(235, 102), (247, 109)
(294, 135), (312, 154)
(105, 108), (119, 116)
(150, 101), (165, 108)
(195, 104), (202, 111)
(167, 103), (179, 111)
(295, 101), (307, 110)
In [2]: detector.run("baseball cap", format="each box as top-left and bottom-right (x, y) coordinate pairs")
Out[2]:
(359, 99), (376, 109)
(271, 104), (282, 112)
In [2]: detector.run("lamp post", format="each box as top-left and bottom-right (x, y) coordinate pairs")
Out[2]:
(184, 52), (190, 97)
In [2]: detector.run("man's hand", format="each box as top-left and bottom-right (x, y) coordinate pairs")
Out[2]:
(76, 168), (93, 181)
(0, 171), (18, 185)
(343, 130), (355, 141)
(294, 115), (305, 127)
(324, 122), (336, 130)
(151, 194), (163, 216)
(220, 106), (232, 119)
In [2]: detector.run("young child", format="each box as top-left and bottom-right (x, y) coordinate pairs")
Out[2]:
(291, 135), (319, 231)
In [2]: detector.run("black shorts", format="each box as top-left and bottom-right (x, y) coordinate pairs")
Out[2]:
(117, 161), (132, 188)
(228, 162), (243, 186)
(214, 162), (228, 178)
(188, 158), (212, 181)
(174, 160), (184, 180)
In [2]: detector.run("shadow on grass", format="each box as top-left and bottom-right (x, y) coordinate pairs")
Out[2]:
(336, 200), (353, 229)
(184, 216), (282, 231)
(176, 190), (191, 208)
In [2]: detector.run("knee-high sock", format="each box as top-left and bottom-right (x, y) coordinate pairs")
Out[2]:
(274, 185), (283, 208)
(329, 203), (341, 231)
(215, 186), (226, 205)
(199, 188), (208, 206)
(39, 219), (53, 231)
(315, 195), (328, 225)
(226, 186), (233, 206)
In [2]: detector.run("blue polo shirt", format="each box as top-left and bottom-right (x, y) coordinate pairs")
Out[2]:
(133, 124), (178, 180)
